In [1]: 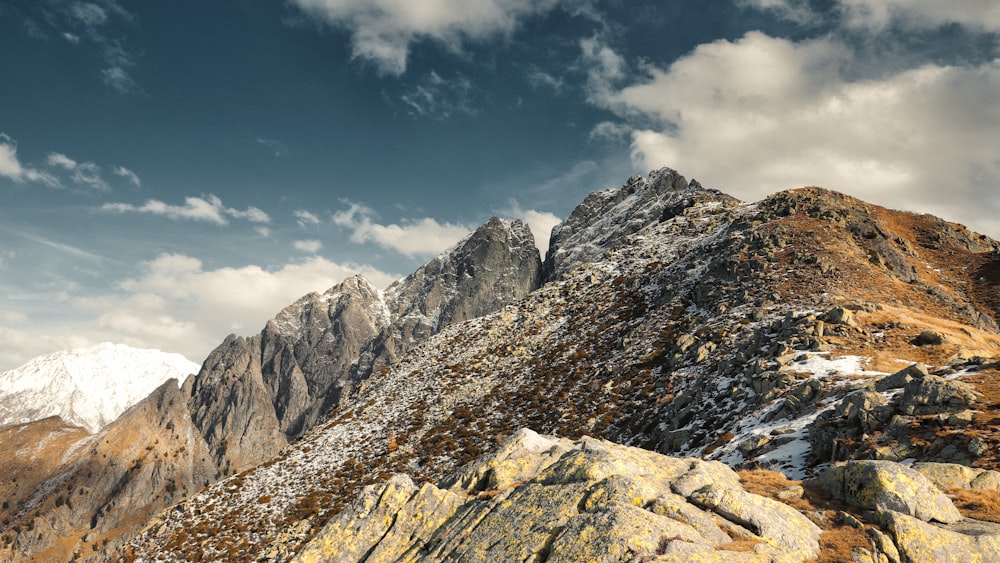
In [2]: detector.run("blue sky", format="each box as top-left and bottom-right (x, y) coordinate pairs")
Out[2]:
(1, 0), (998, 369)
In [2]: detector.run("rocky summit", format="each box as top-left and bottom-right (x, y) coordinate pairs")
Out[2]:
(2, 167), (1000, 562)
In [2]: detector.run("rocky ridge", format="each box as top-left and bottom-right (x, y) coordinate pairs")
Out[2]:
(124, 168), (1000, 561)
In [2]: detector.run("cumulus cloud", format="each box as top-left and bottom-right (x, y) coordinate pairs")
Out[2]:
(290, 0), (561, 75)
(589, 31), (1000, 239)
(0, 253), (398, 368)
(293, 239), (323, 253)
(101, 194), (271, 225)
(333, 202), (472, 258)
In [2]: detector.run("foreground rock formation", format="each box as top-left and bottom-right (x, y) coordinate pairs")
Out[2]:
(295, 429), (822, 562)
(295, 430), (1000, 563)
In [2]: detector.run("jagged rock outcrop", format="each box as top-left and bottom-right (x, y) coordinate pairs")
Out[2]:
(353, 217), (542, 378)
(295, 429), (822, 562)
(816, 460), (963, 524)
(188, 275), (388, 474)
(188, 219), (540, 475)
(543, 167), (739, 281)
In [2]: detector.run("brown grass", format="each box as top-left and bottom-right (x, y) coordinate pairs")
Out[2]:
(738, 468), (815, 512)
(945, 487), (1000, 523)
(716, 533), (762, 553)
(812, 524), (869, 563)
(740, 469), (874, 562)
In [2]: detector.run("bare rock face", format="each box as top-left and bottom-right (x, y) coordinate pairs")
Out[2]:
(354, 217), (542, 378)
(543, 167), (739, 281)
(188, 219), (541, 475)
(187, 275), (389, 474)
(294, 429), (822, 563)
(816, 460), (963, 524)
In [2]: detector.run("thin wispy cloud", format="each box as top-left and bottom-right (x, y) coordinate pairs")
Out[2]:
(294, 209), (322, 228)
(47, 152), (109, 191)
(8, 228), (111, 263)
(256, 137), (288, 157)
(112, 165), (142, 187)
(400, 71), (477, 119)
(101, 194), (271, 225)
(17, 0), (142, 95)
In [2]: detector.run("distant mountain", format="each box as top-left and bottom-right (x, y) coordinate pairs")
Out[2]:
(0, 342), (199, 433)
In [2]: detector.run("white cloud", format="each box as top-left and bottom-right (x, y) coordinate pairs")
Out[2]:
(102, 194), (272, 225)
(0, 133), (60, 187)
(294, 209), (322, 228)
(0, 254), (399, 369)
(112, 165), (142, 187)
(580, 35), (628, 105)
(293, 239), (323, 253)
(592, 31), (1000, 239)
(332, 202), (472, 258)
(500, 201), (561, 255)
(63, 32), (81, 44)
(290, 0), (561, 75)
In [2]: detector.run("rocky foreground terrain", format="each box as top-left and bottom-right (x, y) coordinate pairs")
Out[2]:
(2, 167), (1000, 561)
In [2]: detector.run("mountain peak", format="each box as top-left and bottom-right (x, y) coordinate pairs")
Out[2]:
(0, 343), (199, 433)
(543, 167), (738, 280)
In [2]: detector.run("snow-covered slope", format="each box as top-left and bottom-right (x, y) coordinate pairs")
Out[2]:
(0, 342), (199, 433)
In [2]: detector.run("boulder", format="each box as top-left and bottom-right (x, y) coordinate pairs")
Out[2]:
(816, 460), (963, 523)
(880, 510), (1000, 563)
(900, 375), (978, 415)
(913, 462), (1000, 491)
(875, 364), (929, 392)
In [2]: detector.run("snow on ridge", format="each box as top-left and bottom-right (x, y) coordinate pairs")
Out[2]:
(0, 342), (200, 433)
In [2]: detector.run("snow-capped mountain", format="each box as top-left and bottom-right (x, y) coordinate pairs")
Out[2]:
(0, 342), (199, 433)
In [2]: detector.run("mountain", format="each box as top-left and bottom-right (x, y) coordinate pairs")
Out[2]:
(121, 168), (1000, 561)
(3, 167), (1000, 562)
(0, 342), (199, 433)
(186, 217), (541, 477)
(0, 215), (541, 562)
